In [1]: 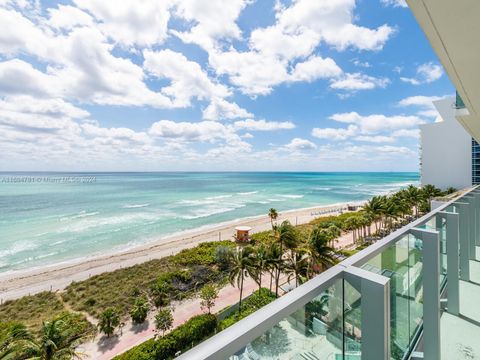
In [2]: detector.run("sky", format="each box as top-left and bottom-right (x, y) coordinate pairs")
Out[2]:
(0, 0), (454, 172)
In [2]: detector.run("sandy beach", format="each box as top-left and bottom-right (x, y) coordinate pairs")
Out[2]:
(0, 201), (363, 302)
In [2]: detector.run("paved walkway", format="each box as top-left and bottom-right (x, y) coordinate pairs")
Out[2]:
(80, 277), (261, 359)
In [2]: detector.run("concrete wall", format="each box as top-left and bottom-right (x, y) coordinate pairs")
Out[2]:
(420, 97), (472, 189)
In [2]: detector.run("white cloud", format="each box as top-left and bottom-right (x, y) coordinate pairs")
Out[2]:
(202, 98), (252, 121)
(209, 49), (289, 96)
(233, 119), (295, 131)
(329, 112), (424, 133)
(82, 122), (151, 144)
(290, 56), (343, 82)
(285, 138), (317, 151)
(312, 125), (359, 140)
(47, 5), (94, 30)
(344, 144), (415, 156)
(143, 49), (230, 107)
(0, 8), (48, 56)
(352, 59), (371, 68)
(149, 120), (229, 142)
(204, 0), (394, 96)
(330, 73), (390, 91)
(73, 0), (172, 47)
(400, 62), (444, 85)
(391, 129), (420, 139)
(274, 0), (394, 52)
(171, 0), (248, 51)
(312, 110), (425, 144)
(398, 95), (449, 118)
(381, 0), (408, 8)
(0, 59), (57, 96)
(0, 95), (87, 131)
(356, 135), (394, 143)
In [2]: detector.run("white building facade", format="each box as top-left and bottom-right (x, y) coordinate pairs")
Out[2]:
(420, 97), (473, 189)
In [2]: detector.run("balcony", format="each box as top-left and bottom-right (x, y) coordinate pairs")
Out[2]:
(178, 186), (480, 360)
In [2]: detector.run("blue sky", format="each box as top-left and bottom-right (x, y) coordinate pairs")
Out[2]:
(0, 0), (454, 171)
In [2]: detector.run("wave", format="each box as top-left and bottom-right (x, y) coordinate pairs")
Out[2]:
(60, 211), (99, 221)
(237, 191), (259, 196)
(267, 198), (286, 202)
(122, 203), (150, 209)
(56, 213), (159, 233)
(313, 187), (332, 191)
(278, 194), (304, 199)
(205, 195), (233, 200)
(177, 199), (216, 206)
(0, 240), (38, 258)
(181, 204), (246, 220)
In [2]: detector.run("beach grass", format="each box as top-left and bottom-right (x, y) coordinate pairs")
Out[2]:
(0, 291), (67, 332)
(61, 241), (235, 318)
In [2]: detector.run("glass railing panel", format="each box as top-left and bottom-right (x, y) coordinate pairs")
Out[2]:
(344, 280), (361, 359)
(228, 279), (345, 360)
(407, 233), (424, 355)
(359, 234), (423, 360)
(418, 215), (447, 286)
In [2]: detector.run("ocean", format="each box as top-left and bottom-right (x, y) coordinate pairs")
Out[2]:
(0, 172), (418, 273)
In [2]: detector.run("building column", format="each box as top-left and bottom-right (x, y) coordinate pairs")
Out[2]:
(343, 266), (390, 360)
(411, 228), (441, 360)
(438, 211), (460, 316)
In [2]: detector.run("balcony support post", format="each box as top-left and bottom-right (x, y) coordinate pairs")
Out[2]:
(411, 228), (441, 360)
(438, 211), (460, 316)
(343, 266), (390, 360)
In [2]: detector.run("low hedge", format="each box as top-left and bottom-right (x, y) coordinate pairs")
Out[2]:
(218, 288), (276, 330)
(114, 313), (217, 360)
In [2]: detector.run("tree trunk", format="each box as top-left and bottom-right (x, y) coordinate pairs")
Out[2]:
(275, 267), (279, 297)
(239, 272), (244, 313)
(259, 266), (262, 291)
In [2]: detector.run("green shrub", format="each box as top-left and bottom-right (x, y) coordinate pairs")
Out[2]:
(250, 230), (273, 245)
(114, 313), (217, 360)
(171, 241), (235, 266)
(218, 289), (276, 330)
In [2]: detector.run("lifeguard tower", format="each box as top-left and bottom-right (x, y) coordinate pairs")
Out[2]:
(235, 226), (252, 242)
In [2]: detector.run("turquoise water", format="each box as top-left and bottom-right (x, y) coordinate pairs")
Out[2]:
(0, 172), (418, 273)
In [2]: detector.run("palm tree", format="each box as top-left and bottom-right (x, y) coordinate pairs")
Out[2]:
(405, 185), (422, 217)
(10, 318), (89, 360)
(284, 250), (309, 287)
(268, 208), (278, 228)
(154, 308), (173, 336)
(274, 220), (298, 252)
(0, 323), (34, 359)
(344, 216), (361, 243)
(326, 225), (341, 249)
(228, 246), (255, 312)
(253, 244), (269, 291)
(266, 243), (282, 292)
(309, 226), (337, 271)
(98, 308), (120, 338)
(384, 198), (400, 230)
(363, 196), (385, 231)
(130, 297), (149, 324)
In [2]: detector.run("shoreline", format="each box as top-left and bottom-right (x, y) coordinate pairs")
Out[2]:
(0, 201), (364, 302)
